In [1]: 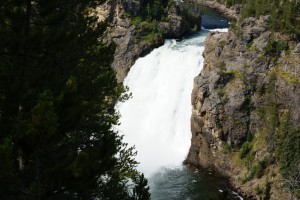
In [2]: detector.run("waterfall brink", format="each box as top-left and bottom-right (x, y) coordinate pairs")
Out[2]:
(116, 32), (207, 178)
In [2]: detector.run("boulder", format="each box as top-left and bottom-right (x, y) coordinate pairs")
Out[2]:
(292, 43), (300, 54)
(122, 0), (140, 17)
(158, 15), (189, 39)
(240, 17), (256, 27)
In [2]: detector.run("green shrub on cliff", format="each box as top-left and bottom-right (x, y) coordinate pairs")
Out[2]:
(130, 16), (163, 43)
(242, 0), (300, 35)
(255, 160), (267, 179)
(140, 0), (169, 21)
(127, 0), (170, 44)
(239, 141), (252, 159)
(262, 71), (279, 153)
(263, 180), (271, 200)
(218, 0), (300, 40)
(277, 111), (300, 180)
(223, 143), (232, 154)
(263, 34), (289, 58)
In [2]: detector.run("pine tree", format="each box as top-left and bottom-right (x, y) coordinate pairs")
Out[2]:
(0, 0), (150, 199)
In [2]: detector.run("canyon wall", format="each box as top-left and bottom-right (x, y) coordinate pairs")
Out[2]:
(186, 13), (300, 199)
(97, 0), (201, 82)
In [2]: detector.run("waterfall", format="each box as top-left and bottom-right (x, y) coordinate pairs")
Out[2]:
(115, 25), (244, 199)
(116, 27), (229, 176)
(116, 32), (207, 177)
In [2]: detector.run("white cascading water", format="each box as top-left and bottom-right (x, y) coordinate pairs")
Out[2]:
(116, 36), (203, 177)
(112, 5), (248, 194)
(115, 30), (222, 177)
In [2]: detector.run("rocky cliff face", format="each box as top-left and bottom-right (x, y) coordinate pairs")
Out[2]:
(96, 0), (161, 82)
(97, 0), (200, 82)
(186, 15), (300, 199)
(204, 0), (240, 20)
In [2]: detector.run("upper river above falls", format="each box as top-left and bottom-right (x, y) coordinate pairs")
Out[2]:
(116, 7), (243, 200)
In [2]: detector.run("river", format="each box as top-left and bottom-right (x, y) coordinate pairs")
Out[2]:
(116, 7), (243, 200)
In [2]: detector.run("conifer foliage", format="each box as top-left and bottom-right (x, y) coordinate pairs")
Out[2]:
(140, 0), (169, 20)
(0, 0), (150, 199)
(218, 0), (300, 40)
(240, 0), (300, 39)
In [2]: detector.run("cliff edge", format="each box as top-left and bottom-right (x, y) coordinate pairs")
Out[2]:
(97, 0), (201, 82)
(186, 14), (300, 199)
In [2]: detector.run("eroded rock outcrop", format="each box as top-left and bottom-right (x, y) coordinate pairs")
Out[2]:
(158, 6), (190, 38)
(186, 15), (300, 199)
(98, 0), (200, 82)
(159, 3), (202, 38)
(204, 0), (240, 20)
(97, 0), (161, 81)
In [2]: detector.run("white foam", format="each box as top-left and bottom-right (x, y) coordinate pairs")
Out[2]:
(232, 191), (244, 200)
(116, 34), (206, 177)
(201, 26), (229, 33)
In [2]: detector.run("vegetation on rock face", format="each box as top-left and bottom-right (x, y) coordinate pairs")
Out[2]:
(0, 0), (150, 199)
(126, 0), (199, 41)
(129, 15), (163, 43)
(217, 0), (300, 40)
(187, 0), (300, 198)
(235, 0), (299, 197)
(140, 0), (170, 21)
(277, 110), (300, 198)
(236, 49), (299, 197)
(125, 0), (172, 44)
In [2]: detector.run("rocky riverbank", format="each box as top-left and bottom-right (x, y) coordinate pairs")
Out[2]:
(186, 10), (300, 200)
